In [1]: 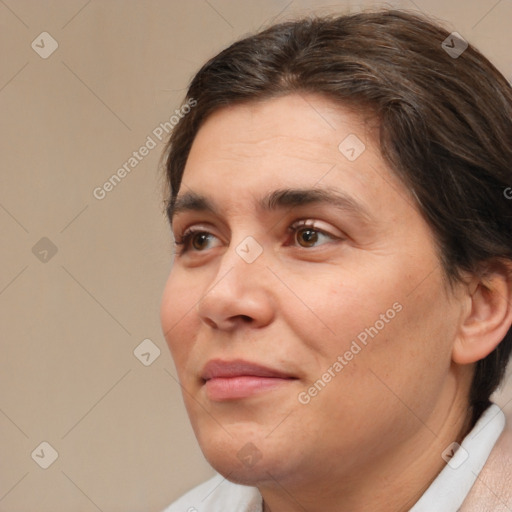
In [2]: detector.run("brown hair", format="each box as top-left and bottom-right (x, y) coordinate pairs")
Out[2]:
(163, 9), (512, 425)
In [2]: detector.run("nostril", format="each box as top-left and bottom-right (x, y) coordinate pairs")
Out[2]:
(240, 315), (252, 323)
(204, 318), (217, 328)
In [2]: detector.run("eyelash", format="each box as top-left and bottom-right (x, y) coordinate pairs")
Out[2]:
(173, 220), (337, 255)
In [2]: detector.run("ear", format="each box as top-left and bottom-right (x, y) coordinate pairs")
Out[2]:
(452, 263), (512, 365)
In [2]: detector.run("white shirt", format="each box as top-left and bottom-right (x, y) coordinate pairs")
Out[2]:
(163, 404), (505, 512)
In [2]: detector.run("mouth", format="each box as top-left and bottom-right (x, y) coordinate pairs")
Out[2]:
(201, 359), (298, 401)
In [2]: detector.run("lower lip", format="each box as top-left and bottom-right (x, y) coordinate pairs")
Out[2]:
(204, 376), (294, 401)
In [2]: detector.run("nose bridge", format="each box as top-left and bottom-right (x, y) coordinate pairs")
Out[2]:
(212, 233), (267, 296)
(197, 233), (273, 329)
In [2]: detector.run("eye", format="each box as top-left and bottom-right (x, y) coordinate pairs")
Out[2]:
(174, 228), (221, 254)
(289, 220), (338, 248)
(173, 220), (340, 256)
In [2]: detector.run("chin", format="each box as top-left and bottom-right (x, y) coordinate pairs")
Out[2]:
(212, 461), (269, 486)
(196, 427), (293, 485)
(206, 451), (287, 488)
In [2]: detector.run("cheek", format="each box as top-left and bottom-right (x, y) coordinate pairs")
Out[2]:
(289, 262), (452, 381)
(353, 272), (457, 406)
(295, 279), (455, 436)
(288, 269), (399, 353)
(160, 271), (199, 365)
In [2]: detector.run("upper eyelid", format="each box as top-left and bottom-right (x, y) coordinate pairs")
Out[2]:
(173, 226), (214, 245)
(175, 219), (334, 234)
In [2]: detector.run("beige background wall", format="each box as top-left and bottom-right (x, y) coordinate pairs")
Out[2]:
(1, 0), (511, 510)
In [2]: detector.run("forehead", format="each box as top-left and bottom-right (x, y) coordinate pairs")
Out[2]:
(176, 94), (413, 221)
(187, 94), (371, 166)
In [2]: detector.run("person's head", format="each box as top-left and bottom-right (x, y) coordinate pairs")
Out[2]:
(160, 8), (512, 500)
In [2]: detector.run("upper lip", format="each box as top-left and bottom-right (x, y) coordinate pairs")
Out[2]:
(201, 359), (296, 381)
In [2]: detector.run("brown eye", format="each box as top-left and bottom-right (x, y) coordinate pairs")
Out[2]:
(191, 233), (211, 250)
(296, 228), (319, 247)
(289, 221), (339, 249)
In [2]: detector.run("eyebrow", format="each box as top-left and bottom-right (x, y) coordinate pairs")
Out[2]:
(168, 187), (373, 225)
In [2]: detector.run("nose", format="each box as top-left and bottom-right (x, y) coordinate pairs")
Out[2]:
(197, 244), (275, 331)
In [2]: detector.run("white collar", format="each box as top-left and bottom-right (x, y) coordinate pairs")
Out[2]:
(410, 403), (505, 511)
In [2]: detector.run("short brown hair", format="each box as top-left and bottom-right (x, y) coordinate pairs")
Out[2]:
(163, 9), (512, 425)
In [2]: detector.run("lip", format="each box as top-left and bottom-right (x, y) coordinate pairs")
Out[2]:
(201, 359), (297, 401)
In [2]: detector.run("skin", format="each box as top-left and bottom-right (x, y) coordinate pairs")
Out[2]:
(160, 94), (509, 512)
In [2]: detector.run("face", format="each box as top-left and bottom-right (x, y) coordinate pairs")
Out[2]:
(160, 94), (465, 490)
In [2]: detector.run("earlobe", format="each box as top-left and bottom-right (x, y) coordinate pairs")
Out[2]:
(452, 268), (512, 365)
